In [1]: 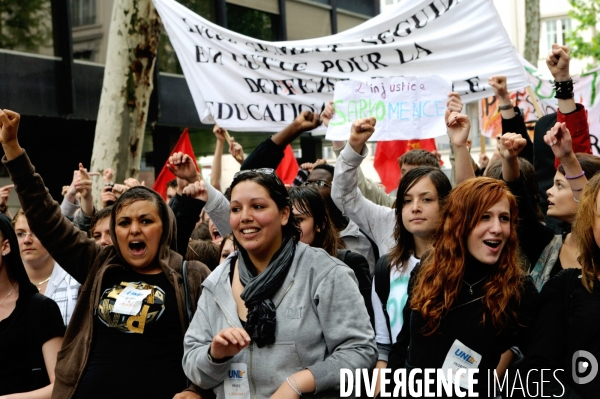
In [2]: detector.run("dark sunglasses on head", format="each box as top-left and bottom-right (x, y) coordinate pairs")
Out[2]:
(302, 180), (331, 189)
(233, 168), (275, 180)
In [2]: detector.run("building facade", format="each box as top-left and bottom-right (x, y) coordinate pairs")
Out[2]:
(0, 0), (378, 198)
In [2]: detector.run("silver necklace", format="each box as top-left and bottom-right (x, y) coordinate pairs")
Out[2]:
(35, 276), (51, 291)
(463, 276), (486, 295)
(0, 283), (16, 306)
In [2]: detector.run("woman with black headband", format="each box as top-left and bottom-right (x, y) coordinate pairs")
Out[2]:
(183, 168), (377, 398)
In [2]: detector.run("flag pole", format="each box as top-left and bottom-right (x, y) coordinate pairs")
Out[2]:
(526, 86), (545, 118)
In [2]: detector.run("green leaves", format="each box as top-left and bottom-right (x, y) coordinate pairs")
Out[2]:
(566, 0), (600, 70)
(0, 0), (52, 52)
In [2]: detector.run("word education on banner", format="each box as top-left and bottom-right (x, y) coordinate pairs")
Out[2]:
(326, 76), (451, 141)
(154, 0), (530, 132)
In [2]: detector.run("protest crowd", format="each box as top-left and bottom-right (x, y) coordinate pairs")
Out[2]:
(1, 41), (600, 399)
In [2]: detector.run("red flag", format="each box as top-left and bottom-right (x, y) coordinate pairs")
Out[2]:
(152, 128), (197, 199)
(373, 139), (437, 193)
(276, 144), (299, 185)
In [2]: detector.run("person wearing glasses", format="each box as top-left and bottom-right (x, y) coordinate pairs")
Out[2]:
(0, 109), (211, 399)
(182, 168), (377, 398)
(12, 209), (80, 326)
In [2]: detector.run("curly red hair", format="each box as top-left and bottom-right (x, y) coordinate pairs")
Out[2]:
(410, 178), (525, 335)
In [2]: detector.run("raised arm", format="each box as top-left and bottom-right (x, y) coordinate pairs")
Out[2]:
(71, 165), (96, 234)
(497, 133), (555, 269)
(498, 133), (528, 183)
(544, 122), (586, 202)
(447, 110), (475, 184)
(548, 44), (591, 159)
(0, 109), (99, 284)
(488, 75), (534, 164)
(169, 150), (233, 238)
(331, 117), (396, 254)
(0, 184), (12, 218)
(547, 44), (576, 115)
(325, 102), (395, 208)
(76, 163), (95, 218)
(228, 137), (245, 165)
(60, 170), (82, 218)
(211, 124), (225, 191)
(167, 152), (207, 256)
(240, 111), (321, 170)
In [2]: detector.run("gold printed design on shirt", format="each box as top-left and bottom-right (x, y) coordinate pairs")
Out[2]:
(96, 281), (166, 334)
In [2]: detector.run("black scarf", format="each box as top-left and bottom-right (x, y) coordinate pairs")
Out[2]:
(238, 235), (296, 347)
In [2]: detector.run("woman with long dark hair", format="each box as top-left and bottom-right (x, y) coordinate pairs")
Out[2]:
(288, 186), (372, 319)
(331, 116), (454, 397)
(0, 213), (64, 398)
(183, 169), (377, 398)
(387, 178), (538, 397)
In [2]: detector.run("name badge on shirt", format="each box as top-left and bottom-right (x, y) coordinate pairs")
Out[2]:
(112, 283), (152, 315)
(224, 363), (250, 399)
(441, 339), (482, 389)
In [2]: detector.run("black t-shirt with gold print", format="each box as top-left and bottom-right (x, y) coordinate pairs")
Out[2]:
(74, 269), (188, 398)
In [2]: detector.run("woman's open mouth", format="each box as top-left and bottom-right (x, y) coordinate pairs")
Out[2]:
(483, 240), (501, 251)
(129, 241), (147, 256)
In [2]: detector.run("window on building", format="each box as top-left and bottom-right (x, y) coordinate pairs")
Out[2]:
(337, 0), (375, 16)
(226, 3), (278, 41)
(71, 0), (96, 27)
(73, 50), (93, 60)
(544, 17), (571, 54)
(159, 0), (216, 73)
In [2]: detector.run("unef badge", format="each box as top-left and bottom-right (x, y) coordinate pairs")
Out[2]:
(224, 363), (250, 398)
(113, 283), (152, 315)
(441, 339), (482, 389)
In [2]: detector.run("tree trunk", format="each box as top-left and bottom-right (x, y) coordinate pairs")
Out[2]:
(90, 0), (161, 196)
(524, 0), (540, 65)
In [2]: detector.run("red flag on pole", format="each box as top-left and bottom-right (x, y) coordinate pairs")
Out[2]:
(373, 139), (438, 193)
(275, 144), (299, 185)
(152, 128), (197, 199)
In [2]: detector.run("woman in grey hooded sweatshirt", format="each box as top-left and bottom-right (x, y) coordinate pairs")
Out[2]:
(183, 168), (377, 398)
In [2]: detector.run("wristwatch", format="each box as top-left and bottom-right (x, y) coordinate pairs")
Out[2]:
(498, 103), (513, 111)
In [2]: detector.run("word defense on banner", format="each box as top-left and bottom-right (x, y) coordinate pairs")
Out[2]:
(326, 76), (451, 141)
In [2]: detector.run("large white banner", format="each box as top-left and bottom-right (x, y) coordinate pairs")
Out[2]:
(154, 0), (529, 132)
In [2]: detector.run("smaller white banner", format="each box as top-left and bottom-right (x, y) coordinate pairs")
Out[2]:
(325, 76), (451, 141)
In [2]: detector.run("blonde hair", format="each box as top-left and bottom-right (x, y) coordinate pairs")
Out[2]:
(574, 173), (600, 292)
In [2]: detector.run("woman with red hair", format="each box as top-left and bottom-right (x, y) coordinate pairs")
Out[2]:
(387, 177), (538, 397)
